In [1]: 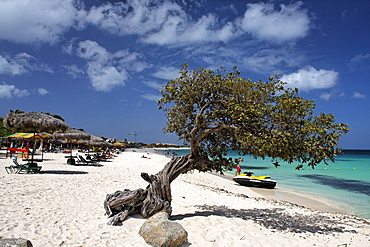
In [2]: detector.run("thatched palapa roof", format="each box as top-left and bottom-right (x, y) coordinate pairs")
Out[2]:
(3, 112), (68, 132)
(53, 128), (91, 142)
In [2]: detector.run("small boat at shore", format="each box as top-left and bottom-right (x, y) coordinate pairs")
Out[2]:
(233, 172), (277, 189)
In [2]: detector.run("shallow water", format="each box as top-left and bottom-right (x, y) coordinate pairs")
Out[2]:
(164, 149), (370, 219)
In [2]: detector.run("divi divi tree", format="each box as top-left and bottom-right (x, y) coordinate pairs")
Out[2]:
(104, 64), (349, 225)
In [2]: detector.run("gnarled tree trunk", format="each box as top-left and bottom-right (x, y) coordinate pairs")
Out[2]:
(104, 154), (209, 226)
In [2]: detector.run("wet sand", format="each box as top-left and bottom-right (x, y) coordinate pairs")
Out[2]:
(216, 173), (349, 214)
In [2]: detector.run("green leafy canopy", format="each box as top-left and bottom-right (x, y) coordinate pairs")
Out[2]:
(158, 64), (350, 171)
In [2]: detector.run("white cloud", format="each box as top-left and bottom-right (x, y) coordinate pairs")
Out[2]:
(76, 40), (109, 63)
(320, 92), (332, 101)
(75, 40), (149, 92)
(0, 83), (29, 98)
(0, 53), (53, 75)
(348, 53), (370, 71)
(280, 66), (339, 92)
(140, 93), (161, 101)
(77, 40), (126, 91)
(0, 0), (311, 47)
(143, 13), (237, 45)
(241, 48), (302, 74)
(62, 64), (85, 79)
(320, 90), (345, 101)
(86, 63), (128, 92)
(0, 55), (27, 75)
(86, 1), (184, 36)
(0, 83), (14, 98)
(238, 2), (310, 42)
(82, 1), (310, 46)
(352, 92), (365, 99)
(141, 15), (185, 45)
(38, 88), (50, 95)
(146, 26), (305, 75)
(0, 0), (85, 44)
(142, 81), (164, 91)
(62, 38), (78, 55)
(112, 50), (149, 73)
(152, 66), (180, 80)
(84, 1), (239, 46)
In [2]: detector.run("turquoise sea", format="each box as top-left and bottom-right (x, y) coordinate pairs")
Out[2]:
(161, 149), (370, 219)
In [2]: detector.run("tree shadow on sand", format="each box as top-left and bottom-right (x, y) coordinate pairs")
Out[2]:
(171, 205), (358, 234)
(39, 170), (88, 175)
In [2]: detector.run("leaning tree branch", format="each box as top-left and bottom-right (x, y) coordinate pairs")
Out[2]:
(104, 154), (211, 226)
(194, 123), (238, 148)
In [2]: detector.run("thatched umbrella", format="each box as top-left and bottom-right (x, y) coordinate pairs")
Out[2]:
(3, 112), (68, 133)
(50, 139), (67, 148)
(53, 128), (91, 164)
(53, 128), (91, 142)
(90, 135), (104, 142)
(3, 112), (68, 163)
(88, 135), (104, 152)
(113, 142), (129, 149)
(90, 135), (114, 147)
(91, 141), (111, 147)
(113, 142), (125, 148)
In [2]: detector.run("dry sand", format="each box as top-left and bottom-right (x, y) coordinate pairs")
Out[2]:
(0, 148), (369, 246)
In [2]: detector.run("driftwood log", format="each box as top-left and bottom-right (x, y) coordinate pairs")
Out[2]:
(104, 154), (209, 226)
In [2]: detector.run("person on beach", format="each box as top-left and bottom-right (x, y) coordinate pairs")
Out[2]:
(235, 163), (241, 175)
(235, 157), (244, 175)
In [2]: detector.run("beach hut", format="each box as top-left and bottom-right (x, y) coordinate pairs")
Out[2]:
(53, 128), (91, 164)
(3, 112), (68, 164)
(6, 133), (44, 160)
(90, 135), (105, 147)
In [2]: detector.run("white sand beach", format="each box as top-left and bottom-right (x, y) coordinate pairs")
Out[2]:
(0, 148), (369, 246)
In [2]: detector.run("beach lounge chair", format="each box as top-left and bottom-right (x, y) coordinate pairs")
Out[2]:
(77, 155), (100, 166)
(5, 159), (42, 174)
(21, 163), (42, 174)
(5, 159), (22, 174)
(89, 154), (107, 162)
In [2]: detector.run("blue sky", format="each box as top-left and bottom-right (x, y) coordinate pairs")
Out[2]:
(0, 0), (369, 148)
